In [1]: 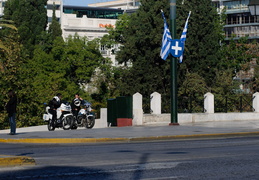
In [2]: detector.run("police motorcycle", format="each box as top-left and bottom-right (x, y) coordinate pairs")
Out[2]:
(43, 101), (74, 131)
(71, 100), (95, 129)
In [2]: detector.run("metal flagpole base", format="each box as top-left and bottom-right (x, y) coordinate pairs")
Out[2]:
(169, 123), (180, 126)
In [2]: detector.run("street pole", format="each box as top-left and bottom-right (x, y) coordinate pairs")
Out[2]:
(169, 0), (179, 125)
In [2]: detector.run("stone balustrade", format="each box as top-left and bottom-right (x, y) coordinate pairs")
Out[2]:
(97, 92), (259, 127)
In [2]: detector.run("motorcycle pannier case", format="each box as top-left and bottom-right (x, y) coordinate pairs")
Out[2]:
(43, 114), (52, 121)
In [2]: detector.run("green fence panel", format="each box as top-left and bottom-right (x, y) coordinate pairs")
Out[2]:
(107, 96), (133, 126)
(116, 96), (133, 118)
(107, 98), (117, 126)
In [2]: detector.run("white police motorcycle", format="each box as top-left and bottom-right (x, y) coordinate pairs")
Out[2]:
(71, 100), (95, 129)
(43, 101), (74, 131)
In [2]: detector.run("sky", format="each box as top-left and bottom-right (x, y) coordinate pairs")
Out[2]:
(63, 0), (115, 6)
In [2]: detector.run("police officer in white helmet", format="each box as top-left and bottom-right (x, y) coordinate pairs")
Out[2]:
(48, 93), (62, 126)
(71, 93), (83, 118)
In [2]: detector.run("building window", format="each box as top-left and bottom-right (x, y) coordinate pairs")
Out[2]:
(47, 4), (60, 10)
(48, 17), (60, 23)
(63, 6), (123, 19)
(223, 0), (249, 11)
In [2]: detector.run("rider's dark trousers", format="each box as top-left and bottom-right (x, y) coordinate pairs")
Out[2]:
(48, 109), (57, 122)
(72, 109), (79, 117)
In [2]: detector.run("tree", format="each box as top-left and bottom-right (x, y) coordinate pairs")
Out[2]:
(178, 72), (208, 112)
(48, 3), (62, 43)
(101, 13), (131, 48)
(64, 35), (103, 84)
(4, 0), (48, 56)
(0, 19), (18, 71)
(212, 69), (238, 96)
(101, 0), (225, 112)
(0, 19), (17, 52)
(176, 0), (225, 86)
(178, 72), (208, 96)
(20, 35), (104, 125)
(108, 0), (171, 102)
(240, 42), (259, 93)
(220, 37), (253, 73)
(0, 18), (22, 129)
(0, 18), (21, 90)
(91, 59), (122, 106)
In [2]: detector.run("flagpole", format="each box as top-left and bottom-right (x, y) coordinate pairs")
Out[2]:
(169, 0), (179, 125)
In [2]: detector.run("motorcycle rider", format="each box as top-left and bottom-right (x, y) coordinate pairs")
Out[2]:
(71, 93), (83, 118)
(48, 93), (62, 126)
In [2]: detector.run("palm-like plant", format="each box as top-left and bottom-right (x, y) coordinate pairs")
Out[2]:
(0, 19), (18, 73)
(0, 19), (17, 52)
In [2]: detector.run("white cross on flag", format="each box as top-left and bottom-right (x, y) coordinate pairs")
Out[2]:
(171, 39), (184, 58)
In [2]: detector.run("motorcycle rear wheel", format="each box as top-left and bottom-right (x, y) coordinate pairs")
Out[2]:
(48, 120), (55, 131)
(86, 116), (95, 129)
(63, 116), (72, 130)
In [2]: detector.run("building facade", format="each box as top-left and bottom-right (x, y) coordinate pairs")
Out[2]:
(212, 0), (259, 41)
(0, 0), (6, 17)
(61, 5), (124, 66)
(88, 0), (140, 10)
(47, 0), (62, 24)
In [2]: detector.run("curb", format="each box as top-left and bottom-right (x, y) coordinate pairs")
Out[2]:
(0, 155), (36, 167)
(0, 131), (259, 144)
(130, 131), (259, 141)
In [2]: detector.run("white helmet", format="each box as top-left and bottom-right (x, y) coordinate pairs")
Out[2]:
(53, 96), (60, 102)
(74, 99), (81, 106)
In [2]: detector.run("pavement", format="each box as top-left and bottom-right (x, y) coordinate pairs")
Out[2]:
(1, 119), (259, 167)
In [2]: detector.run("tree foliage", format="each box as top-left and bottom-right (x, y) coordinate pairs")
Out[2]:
(177, 0), (225, 86)
(220, 38), (253, 72)
(107, 0), (171, 101)
(0, 19), (18, 62)
(1, 0), (257, 129)
(48, 3), (62, 43)
(0, 0), (105, 129)
(0, 18), (23, 129)
(24, 35), (104, 116)
(102, 0), (226, 111)
(4, 0), (48, 55)
(101, 0), (257, 113)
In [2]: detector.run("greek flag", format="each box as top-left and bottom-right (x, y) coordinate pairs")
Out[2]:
(160, 10), (172, 60)
(179, 11), (191, 63)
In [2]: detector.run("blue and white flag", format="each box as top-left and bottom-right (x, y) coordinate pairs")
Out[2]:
(160, 10), (172, 60)
(179, 11), (191, 63)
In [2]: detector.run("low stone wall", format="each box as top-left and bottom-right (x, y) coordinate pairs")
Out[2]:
(143, 112), (259, 125)
(97, 108), (259, 128)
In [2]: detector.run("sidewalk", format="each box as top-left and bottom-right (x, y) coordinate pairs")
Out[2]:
(1, 120), (259, 167)
(1, 120), (259, 143)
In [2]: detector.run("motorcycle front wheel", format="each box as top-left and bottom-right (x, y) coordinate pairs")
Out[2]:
(48, 120), (55, 131)
(86, 116), (95, 129)
(62, 115), (73, 130)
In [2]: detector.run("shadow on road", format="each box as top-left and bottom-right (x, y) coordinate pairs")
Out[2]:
(0, 166), (113, 180)
(132, 153), (150, 180)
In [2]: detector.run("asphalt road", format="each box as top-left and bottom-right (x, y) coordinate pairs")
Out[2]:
(1, 136), (259, 180)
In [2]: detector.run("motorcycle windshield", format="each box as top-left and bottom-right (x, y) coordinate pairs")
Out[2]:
(60, 101), (72, 112)
(82, 100), (91, 106)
